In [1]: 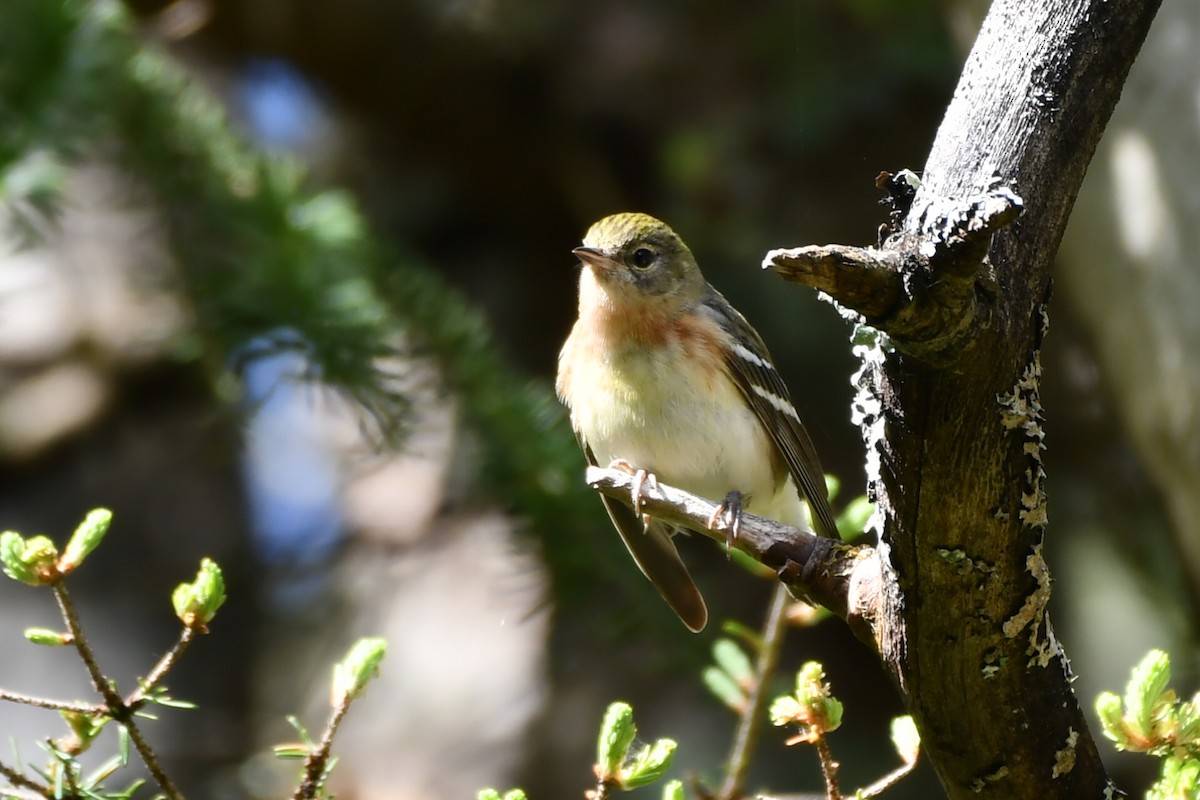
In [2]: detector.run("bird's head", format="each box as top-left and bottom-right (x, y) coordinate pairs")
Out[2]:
(573, 213), (706, 310)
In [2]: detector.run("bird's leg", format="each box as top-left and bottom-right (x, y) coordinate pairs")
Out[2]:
(607, 459), (659, 519)
(708, 490), (745, 552)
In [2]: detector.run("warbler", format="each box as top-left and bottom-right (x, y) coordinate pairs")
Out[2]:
(556, 212), (839, 632)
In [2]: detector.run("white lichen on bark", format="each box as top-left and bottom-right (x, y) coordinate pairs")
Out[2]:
(1052, 728), (1078, 778)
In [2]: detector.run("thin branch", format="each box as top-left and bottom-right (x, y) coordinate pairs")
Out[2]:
(125, 626), (198, 709)
(813, 737), (841, 800)
(764, 186), (1023, 366)
(0, 689), (105, 716)
(764, 245), (906, 319)
(857, 757), (919, 799)
(592, 776), (619, 800)
(51, 582), (185, 800)
(718, 584), (791, 800)
(292, 698), (352, 800)
(0, 757), (49, 798)
(120, 721), (183, 799)
(584, 466), (881, 644)
(52, 583), (125, 711)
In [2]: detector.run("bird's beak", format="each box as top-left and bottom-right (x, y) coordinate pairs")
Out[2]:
(572, 246), (618, 272)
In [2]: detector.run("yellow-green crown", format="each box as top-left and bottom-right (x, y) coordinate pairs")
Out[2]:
(582, 212), (681, 252)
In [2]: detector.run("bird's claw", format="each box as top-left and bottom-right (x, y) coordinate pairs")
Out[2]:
(608, 459), (658, 518)
(708, 490), (745, 553)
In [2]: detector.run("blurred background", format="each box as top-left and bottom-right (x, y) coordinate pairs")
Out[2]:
(1, 0), (1197, 797)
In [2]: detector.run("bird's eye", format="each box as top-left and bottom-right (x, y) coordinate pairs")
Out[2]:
(631, 248), (656, 269)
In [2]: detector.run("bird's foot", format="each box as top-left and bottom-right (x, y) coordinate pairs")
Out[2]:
(708, 490), (745, 553)
(608, 459), (659, 519)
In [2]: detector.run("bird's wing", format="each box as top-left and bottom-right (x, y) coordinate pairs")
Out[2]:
(703, 288), (841, 540)
(583, 442), (708, 632)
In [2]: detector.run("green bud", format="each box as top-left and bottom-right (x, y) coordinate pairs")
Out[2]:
(25, 627), (71, 646)
(1095, 691), (1131, 748)
(771, 662), (844, 739)
(621, 738), (677, 789)
(769, 695), (804, 727)
(172, 558), (226, 630)
(1151, 755), (1200, 799)
(1127, 649), (1171, 740)
(58, 710), (108, 755)
(2, 532), (35, 584)
(796, 661), (843, 733)
(890, 715), (920, 765)
(1178, 694), (1200, 746)
(597, 702), (637, 780)
(662, 779), (686, 800)
(59, 508), (112, 574)
(824, 695), (844, 732)
(476, 790), (526, 800)
(331, 636), (387, 705)
(703, 665), (747, 713)
(712, 638), (754, 686)
(1, 532), (60, 585)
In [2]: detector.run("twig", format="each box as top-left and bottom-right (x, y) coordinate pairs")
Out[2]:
(813, 737), (841, 800)
(585, 466), (878, 635)
(292, 696), (352, 800)
(718, 584), (791, 800)
(0, 689), (105, 716)
(125, 626), (197, 709)
(0, 757), (49, 798)
(52, 581), (185, 800)
(857, 757), (919, 798)
(592, 775), (619, 800)
(763, 186), (1022, 366)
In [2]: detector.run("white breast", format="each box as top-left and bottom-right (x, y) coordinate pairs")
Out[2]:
(562, 332), (806, 527)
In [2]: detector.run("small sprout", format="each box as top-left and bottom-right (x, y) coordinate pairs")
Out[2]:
(25, 627), (72, 646)
(712, 638), (754, 688)
(1126, 649), (1173, 743)
(477, 790), (527, 800)
(704, 638), (756, 711)
(331, 636), (387, 706)
(172, 558), (226, 631)
(703, 665), (747, 713)
(58, 710), (109, 755)
(1149, 756), (1200, 800)
(597, 702), (637, 780)
(58, 508), (112, 574)
(139, 685), (196, 710)
(1096, 648), (1200, 800)
(661, 779), (685, 800)
(594, 702), (677, 791)
(770, 662), (843, 744)
(1, 531), (60, 585)
(1095, 691), (1129, 749)
(890, 715), (920, 765)
(621, 738), (677, 789)
(718, 619), (763, 650)
(1178, 694), (1200, 743)
(273, 743), (311, 760)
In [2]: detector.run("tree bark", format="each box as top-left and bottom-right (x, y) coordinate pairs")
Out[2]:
(775, 0), (1161, 796)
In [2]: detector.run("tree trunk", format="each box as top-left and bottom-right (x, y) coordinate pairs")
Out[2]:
(863, 0), (1160, 796)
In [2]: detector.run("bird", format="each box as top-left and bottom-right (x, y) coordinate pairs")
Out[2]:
(556, 212), (839, 632)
